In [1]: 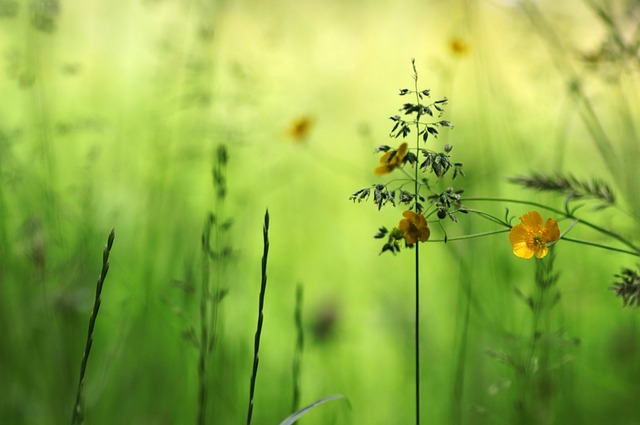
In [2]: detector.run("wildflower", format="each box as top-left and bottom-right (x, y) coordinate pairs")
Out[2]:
(509, 211), (560, 259)
(399, 210), (430, 245)
(287, 116), (314, 141)
(449, 37), (469, 57)
(375, 142), (408, 176)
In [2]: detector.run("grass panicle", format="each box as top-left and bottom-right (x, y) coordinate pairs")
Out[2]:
(71, 228), (115, 425)
(197, 144), (231, 425)
(246, 209), (270, 425)
(611, 266), (640, 307)
(510, 173), (615, 209)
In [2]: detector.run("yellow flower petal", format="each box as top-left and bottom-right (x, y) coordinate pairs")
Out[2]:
(512, 241), (535, 259)
(534, 245), (549, 259)
(544, 218), (560, 242)
(519, 211), (543, 229)
(374, 143), (408, 175)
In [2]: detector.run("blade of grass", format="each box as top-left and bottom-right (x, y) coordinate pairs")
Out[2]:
(246, 209), (269, 425)
(279, 395), (346, 425)
(71, 229), (115, 425)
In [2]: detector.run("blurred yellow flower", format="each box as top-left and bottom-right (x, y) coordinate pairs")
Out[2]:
(449, 37), (469, 57)
(509, 211), (560, 259)
(399, 210), (430, 245)
(287, 116), (314, 141)
(375, 142), (408, 176)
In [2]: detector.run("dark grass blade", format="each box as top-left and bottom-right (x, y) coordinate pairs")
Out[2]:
(246, 210), (269, 425)
(71, 229), (115, 425)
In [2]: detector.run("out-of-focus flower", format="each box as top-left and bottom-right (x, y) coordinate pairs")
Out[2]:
(286, 116), (314, 142)
(375, 142), (408, 176)
(399, 210), (430, 245)
(509, 211), (560, 259)
(449, 37), (469, 57)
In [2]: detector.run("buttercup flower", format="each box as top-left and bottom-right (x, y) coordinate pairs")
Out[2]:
(399, 210), (430, 245)
(509, 211), (560, 259)
(375, 142), (408, 176)
(287, 116), (314, 141)
(449, 37), (469, 57)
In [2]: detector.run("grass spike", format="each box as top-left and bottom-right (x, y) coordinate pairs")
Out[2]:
(246, 209), (270, 425)
(71, 228), (115, 425)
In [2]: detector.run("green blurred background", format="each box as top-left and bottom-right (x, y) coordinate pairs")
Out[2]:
(1, 0), (639, 423)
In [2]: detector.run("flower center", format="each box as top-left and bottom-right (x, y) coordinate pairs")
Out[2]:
(532, 234), (545, 248)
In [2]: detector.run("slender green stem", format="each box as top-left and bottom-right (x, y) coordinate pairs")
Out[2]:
(428, 228), (510, 243)
(292, 283), (304, 412)
(412, 59), (421, 425)
(561, 236), (640, 257)
(198, 214), (213, 425)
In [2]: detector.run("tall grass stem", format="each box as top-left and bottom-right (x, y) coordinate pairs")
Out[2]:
(292, 283), (304, 412)
(412, 58), (421, 425)
(71, 229), (115, 425)
(197, 214), (214, 425)
(247, 209), (270, 425)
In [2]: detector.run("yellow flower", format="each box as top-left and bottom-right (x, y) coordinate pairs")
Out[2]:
(399, 210), (430, 245)
(375, 142), (408, 176)
(449, 37), (469, 57)
(509, 211), (560, 259)
(286, 116), (314, 141)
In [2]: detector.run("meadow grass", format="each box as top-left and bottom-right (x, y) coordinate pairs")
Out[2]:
(71, 229), (114, 425)
(0, 0), (639, 424)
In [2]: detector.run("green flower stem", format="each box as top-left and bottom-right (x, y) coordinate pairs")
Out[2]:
(561, 236), (640, 257)
(412, 59), (421, 425)
(427, 228), (511, 243)
(463, 197), (640, 255)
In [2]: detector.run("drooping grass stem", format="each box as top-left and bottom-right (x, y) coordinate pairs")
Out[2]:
(71, 229), (115, 425)
(246, 209), (270, 425)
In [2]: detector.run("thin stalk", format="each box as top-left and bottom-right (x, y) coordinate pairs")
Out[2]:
(561, 236), (640, 257)
(428, 228), (510, 243)
(197, 214), (214, 425)
(412, 58), (421, 425)
(71, 229), (115, 425)
(415, 244), (420, 425)
(291, 283), (304, 412)
(451, 255), (472, 425)
(247, 210), (270, 425)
